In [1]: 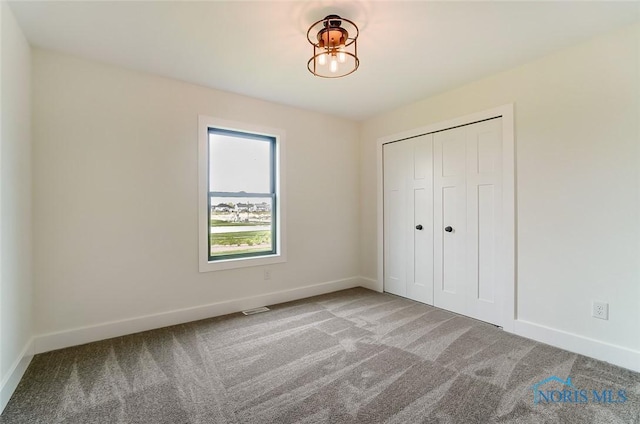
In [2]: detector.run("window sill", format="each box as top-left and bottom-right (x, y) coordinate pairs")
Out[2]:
(199, 253), (286, 272)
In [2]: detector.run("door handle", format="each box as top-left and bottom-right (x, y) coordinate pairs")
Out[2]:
(415, 224), (423, 230)
(445, 226), (453, 232)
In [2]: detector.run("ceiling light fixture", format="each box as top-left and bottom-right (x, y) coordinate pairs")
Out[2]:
(307, 15), (359, 78)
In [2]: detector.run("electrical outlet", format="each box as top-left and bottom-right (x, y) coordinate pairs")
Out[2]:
(592, 301), (609, 320)
(264, 269), (271, 280)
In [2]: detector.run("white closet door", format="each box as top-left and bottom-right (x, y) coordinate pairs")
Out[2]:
(383, 135), (434, 304)
(434, 126), (468, 315)
(434, 118), (503, 326)
(465, 118), (503, 325)
(408, 135), (434, 304)
(383, 141), (410, 297)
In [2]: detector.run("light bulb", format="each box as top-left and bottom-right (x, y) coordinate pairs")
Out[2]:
(318, 53), (327, 66)
(330, 58), (338, 73)
(338, 37), (346, 63)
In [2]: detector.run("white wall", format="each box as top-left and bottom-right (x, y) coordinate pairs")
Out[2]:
(32, 49), (360, 344)
(361, 24), (640, 368)
(0, 0), (33, 410)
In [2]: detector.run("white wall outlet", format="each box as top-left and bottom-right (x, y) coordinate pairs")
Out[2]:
(592, 301), (609, 320)
(263, 269), (271, 280)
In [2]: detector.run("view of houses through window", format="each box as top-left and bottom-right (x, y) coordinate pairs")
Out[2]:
(208, 128), (276, 260)
(209, 196), (273, 257)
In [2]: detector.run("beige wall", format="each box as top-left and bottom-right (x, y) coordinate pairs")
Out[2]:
(32, 49), (360, 335)
(360, 24), (640, 356)
(0, 0), (32, 397)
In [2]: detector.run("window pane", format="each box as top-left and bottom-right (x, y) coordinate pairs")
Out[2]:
(209, 196), (274, 257)
(209, 132), (271, 193)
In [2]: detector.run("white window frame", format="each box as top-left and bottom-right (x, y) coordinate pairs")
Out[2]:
(198, 115), (286, 272)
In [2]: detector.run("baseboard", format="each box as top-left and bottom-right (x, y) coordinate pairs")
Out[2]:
(514, 319), (640, 373)
(359, 276), (380, 292)
(0, 338), (34, 414)
(33, 276), (364, 355)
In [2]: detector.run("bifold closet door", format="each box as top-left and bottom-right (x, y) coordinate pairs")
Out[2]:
(433, 118), (503, 326)
(433, 126), (468, 315)
(383, 135), (434, 304)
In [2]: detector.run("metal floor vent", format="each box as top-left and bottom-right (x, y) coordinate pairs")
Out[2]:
(242, 306), (270, 316)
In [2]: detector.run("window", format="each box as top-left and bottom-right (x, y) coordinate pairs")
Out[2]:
(208, 128), (275, 260)
(198, 116), (285, 272)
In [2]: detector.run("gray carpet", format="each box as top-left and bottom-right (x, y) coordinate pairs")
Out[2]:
(1, 288), (639, 423)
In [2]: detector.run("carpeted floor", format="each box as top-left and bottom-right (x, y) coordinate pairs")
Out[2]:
(1, 288), (639, 423)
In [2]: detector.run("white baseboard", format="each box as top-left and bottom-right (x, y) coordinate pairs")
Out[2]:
(359, 276), (381, 292)
(0, 338), (34, 414)
(33, 276), (364, 355)
(513, 319), (640, 373)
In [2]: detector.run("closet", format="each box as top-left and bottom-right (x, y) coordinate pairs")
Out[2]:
(383, 117), (504, 326)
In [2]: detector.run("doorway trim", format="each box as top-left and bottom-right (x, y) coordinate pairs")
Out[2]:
(376, 104), (516, 332)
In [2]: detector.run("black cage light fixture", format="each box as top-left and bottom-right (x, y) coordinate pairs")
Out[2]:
(307, 15), (359, 78)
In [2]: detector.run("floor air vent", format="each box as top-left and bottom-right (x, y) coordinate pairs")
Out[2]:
(242, 306), (270, 316)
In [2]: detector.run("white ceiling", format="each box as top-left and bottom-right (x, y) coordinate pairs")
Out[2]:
(9, 1), (640, 121)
